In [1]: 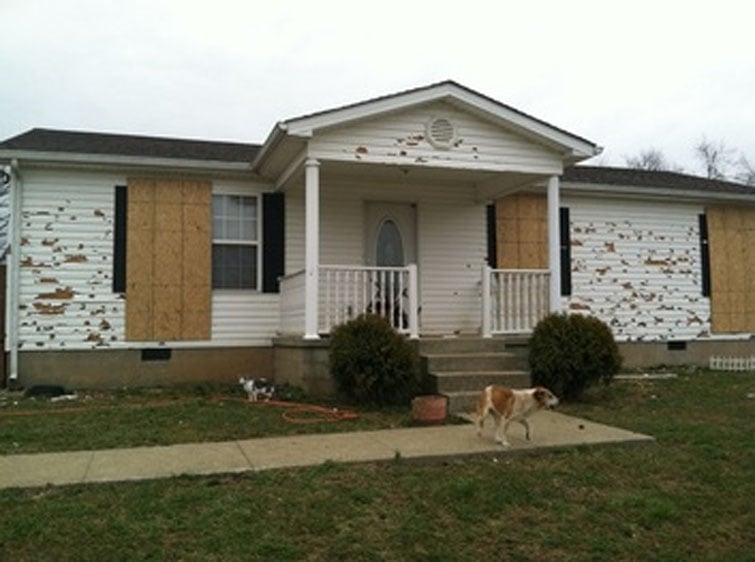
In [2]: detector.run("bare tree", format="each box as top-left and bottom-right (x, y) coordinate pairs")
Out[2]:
(694, 137), (735, 180)
(625, 148), (682, 172)
(734, 155), (755, 186)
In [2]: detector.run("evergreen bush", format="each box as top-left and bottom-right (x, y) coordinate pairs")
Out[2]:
(528, 312), (622, 400)
(329, 314), (421, 407)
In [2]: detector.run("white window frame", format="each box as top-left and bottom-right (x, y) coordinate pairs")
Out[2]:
(211, 189), (261, 291)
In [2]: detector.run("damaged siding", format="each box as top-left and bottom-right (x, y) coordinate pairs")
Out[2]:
(564, 196), (709, 341)
(308, 101), (563, 175)
(18, 170), (125, 349)
(17, 170), (281, 350)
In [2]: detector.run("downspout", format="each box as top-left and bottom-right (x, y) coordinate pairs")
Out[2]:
(5, 159), (22, 384)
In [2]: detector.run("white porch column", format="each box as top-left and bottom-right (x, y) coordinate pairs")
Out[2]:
(304, 158), (321, 340)
(547, 175), (561, 313)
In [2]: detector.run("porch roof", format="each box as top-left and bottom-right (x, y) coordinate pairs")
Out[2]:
(251, 80), (602, 181)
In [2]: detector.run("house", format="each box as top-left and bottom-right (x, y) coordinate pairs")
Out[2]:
(0, 81), (753, 393)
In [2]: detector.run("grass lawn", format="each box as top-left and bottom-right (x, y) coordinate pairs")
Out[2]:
(1, 371), (754, 561)
(0, 384), (413, 455)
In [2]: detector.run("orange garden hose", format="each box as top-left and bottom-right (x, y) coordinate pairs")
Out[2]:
(0, 396), (360, 424)
(210, 397), (360, 424)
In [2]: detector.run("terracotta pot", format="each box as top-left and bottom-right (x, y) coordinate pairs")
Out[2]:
(411, 394), (448, 425)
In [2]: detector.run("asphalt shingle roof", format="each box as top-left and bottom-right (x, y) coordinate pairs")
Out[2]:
(563, 165), (755, 196)
(0, 128), (261, 163)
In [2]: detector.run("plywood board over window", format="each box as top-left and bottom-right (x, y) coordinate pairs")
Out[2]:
(707, 206), (755, 333)
(126, 178), (211, 341)
(495, 193), (547, 269)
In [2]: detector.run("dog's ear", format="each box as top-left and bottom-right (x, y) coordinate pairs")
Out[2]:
(534, 388), (546, 405)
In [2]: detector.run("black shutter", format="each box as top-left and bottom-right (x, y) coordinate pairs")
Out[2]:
(699, 214), (711, 297)
(486, 203), (497, 268)
(113, 185), (127, 293)
(559, 207), (571, 296)
(262, 193), (285, 293)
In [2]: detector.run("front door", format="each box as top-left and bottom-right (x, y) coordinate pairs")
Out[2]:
(364, 202), (418, 329)
(365, 202), (417, 266)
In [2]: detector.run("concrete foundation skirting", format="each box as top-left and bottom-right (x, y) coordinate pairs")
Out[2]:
(272, 336), (334, 396)
(12, 335), (754, 392)
(17, 347), (274, 390)
(618, 337), (755, 368)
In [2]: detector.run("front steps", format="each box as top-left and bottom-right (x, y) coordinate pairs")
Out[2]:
(419, 337), (531, 415)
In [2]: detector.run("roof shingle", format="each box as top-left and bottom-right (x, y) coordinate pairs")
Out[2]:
(0, 128), (260, 163)
(563, 165), (755, 196)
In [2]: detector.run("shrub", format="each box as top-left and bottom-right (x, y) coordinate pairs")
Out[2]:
(528, 313), (622, 400)
(329, 314), (421, 407)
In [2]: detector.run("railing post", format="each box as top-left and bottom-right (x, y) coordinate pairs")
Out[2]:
(408, 264), (419, 339)
(481, 264), (492, 338)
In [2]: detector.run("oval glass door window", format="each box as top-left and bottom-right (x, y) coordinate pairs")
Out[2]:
(376, 219), (404, 266)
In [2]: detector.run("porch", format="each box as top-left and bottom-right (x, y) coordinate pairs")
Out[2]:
(278, 264), (551, 338)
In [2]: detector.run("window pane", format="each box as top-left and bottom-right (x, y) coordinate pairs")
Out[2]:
(376, 219), (404, 267)
(212, 244), (257, 289)
(225, 218), (241, 239)
(213, 194), (257, 242)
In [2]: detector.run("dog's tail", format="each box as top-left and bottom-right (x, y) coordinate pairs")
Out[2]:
(475, 385), (493, 437)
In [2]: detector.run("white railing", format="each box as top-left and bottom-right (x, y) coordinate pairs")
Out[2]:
(482, 267), (550, 336)
(279, 269), (306, 335)
(319, 264), (418, 337)
(278, 264), (419, 338)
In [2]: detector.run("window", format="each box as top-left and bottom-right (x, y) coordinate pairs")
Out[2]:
(212, 194), (259, 289)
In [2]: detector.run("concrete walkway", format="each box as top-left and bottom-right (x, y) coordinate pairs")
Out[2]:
(0, 411), (653, 490)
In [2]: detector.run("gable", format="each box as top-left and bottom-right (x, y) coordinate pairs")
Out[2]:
(307, 101), (564, 176)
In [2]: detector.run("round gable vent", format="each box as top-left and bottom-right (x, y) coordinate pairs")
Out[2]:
(426, 117), (456, 149)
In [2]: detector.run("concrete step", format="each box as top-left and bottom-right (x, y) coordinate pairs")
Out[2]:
(432, 371), (531, 393)
(423, 352), (528, 373)
(444, 390), (483, 415)
(418, 337), (505, 354)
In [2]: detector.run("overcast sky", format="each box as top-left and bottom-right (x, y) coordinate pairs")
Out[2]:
(2, 0), (753, 175)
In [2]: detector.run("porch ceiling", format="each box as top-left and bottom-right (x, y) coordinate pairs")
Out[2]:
(285, 159), (548, 201)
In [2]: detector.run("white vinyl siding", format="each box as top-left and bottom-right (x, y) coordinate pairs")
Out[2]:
(562, 195), (710, 341)
(308, 101), (563, 175)
(15, 169), (279, 350)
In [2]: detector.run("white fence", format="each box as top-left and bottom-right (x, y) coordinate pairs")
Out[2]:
(482, 267), (550, 336)
(709, 356), (755, 372)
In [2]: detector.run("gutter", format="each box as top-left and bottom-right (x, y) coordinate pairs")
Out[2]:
(561, 181), (755, 203)
(0, 150), (255, 175)
(5, 159), (21, 384)
(250, 122), (289, 175)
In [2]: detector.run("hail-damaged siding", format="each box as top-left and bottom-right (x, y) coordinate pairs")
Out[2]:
(17, 170), (280, 350)
(18, 169), (125, 350)
(285, 178), (487, 335)
(307, 101), (563, 175)
(563, 195), (710, 341)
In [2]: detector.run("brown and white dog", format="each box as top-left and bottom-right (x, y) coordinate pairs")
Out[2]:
(475, 385), (559, 447)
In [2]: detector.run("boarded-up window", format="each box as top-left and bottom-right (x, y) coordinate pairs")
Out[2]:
(125, 178), (211, 341)
(495, 193), (547, 269)
(707, 206), (755, 333)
